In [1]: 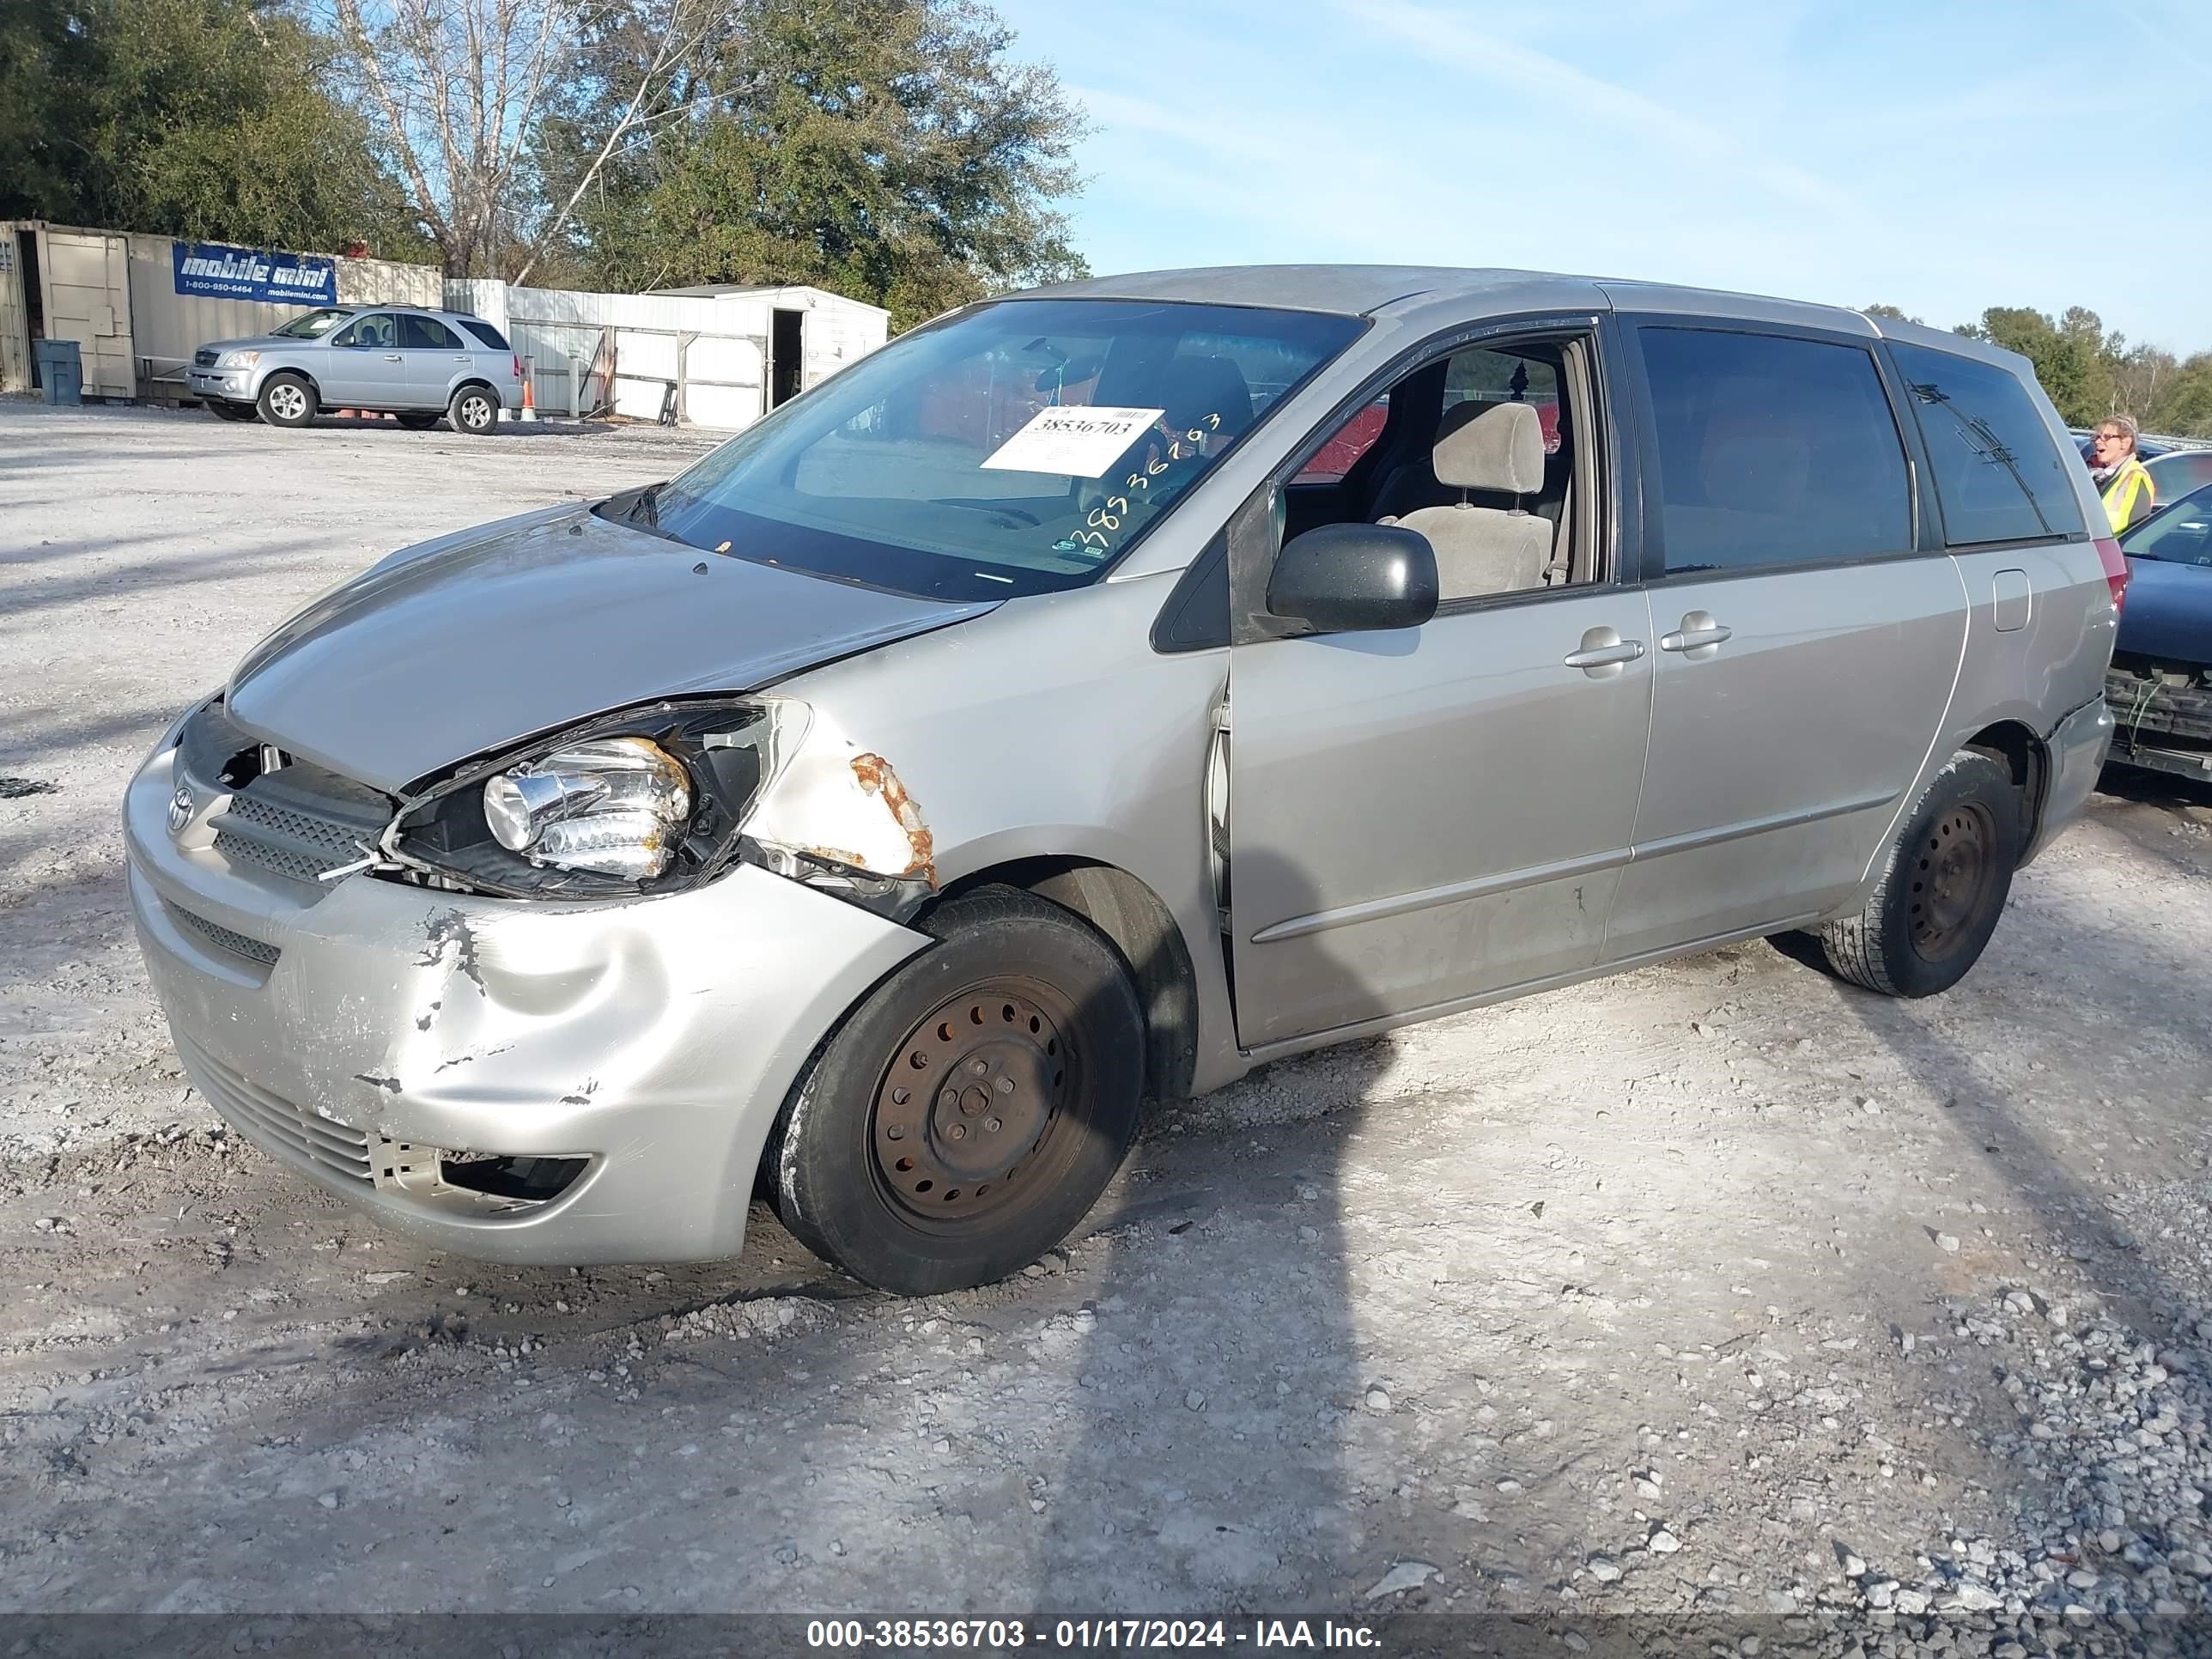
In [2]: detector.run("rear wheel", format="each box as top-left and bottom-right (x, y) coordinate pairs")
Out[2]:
(256, 374), (316, 428)
(396, 411), (441, 430)
(1814, 750), (2021, 997)
(771, 887), (1145, 1296)
(448, 385), (498, 434)
(205, 401), (256, 422)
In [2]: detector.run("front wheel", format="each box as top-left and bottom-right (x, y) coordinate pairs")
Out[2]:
(395, 411), (441, 430)
(1814, 750), (2022, 997)
(256, 375), (316, 428)
(448, 386), (498, 434)
(206, 401), (256, 422)
(771, 887), (1145, 1296)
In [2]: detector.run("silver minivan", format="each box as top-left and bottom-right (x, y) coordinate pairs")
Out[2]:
(187, 304), (523, 434)
(128, 266), (2122, 1294)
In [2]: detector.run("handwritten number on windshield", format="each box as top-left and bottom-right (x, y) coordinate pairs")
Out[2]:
(1060, 410), (1224, 561)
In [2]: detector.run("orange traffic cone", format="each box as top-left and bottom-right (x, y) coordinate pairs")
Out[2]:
(520, 371), (536, 423)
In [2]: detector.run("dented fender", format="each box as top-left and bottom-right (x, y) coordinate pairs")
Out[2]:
(746, 712), (939, 892)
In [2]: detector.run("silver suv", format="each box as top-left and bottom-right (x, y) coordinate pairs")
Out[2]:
(129, 266), (2121, 1295)
(187, 305), (523, 434)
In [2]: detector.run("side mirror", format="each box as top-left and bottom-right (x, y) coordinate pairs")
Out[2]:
(1267, 523), (1439, 634)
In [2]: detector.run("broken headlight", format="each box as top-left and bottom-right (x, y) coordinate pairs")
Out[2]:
(384, 699), (806, 900)
(482, 737), (692, 879)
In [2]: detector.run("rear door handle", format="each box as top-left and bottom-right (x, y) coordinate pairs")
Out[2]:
(1659, 612), (1732, 655)
(383, 353), (403, 362)
(1563, 626), (1646, 676)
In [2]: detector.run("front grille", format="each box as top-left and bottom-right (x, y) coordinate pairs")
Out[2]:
(213, 762), (392, 887)
(175, 1034), (372, 1186)
(167, 902), (280, 967)
(194, 349), (218, 368)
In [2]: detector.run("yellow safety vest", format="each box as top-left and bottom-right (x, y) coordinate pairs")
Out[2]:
(2101, 457), (2154, 534)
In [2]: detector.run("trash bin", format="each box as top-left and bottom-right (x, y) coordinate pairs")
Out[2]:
(33, 338), (83, 406)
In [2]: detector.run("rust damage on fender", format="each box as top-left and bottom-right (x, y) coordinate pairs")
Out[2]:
(848, 753), (937, 887)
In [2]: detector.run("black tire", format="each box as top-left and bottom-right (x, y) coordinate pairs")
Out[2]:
(205, 401), (256, 422)
(396, 411), (441, 430)
(772, 887), (1145, 1296)
(1815, 750), (2021, 998)
(256, 374), (316, 428)
(448, 385), (498, 434)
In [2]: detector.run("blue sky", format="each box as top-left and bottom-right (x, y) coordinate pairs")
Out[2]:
(995, 0), (2211, 354)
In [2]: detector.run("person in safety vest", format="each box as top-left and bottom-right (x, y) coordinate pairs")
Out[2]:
(2087, 416), (2156, 533)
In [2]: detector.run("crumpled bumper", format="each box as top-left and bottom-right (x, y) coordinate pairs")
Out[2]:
(125, 741), (927, 1264)
(2025, 693), (2113, 866)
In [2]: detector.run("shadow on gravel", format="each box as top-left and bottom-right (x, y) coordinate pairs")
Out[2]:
(2094, 766), (2212, 814)
(1022, 848), (1413, 1611)
(1816, 877), (2212, 1369)
(0, 538), (331, 626)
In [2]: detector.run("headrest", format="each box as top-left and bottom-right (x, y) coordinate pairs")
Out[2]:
(1433, 400), (1544, 494)
(1158, 354), (1254, 439)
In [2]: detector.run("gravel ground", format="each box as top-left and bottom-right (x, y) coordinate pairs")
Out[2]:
(6, 400), (2212, 1653)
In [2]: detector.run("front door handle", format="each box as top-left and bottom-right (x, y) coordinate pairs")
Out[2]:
(383, 353), (403, 362)
(1659, 611), (1732, 657)
(1564, 626), (1646, 677)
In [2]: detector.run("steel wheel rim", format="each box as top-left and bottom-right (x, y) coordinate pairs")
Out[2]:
(871, 979), (1078, 1230)
(460, 394), (492, 429)
(1908, 802), (1995, 961)
(269, 385), (306, 421)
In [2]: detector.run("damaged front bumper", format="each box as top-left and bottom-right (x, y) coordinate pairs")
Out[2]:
(125, 740), (928, 1264)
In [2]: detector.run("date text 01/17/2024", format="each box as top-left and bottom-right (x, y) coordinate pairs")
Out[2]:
(805, 1618), (1382, 1650)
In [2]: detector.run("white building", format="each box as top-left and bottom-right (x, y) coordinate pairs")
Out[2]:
(448, 277), (891, 428)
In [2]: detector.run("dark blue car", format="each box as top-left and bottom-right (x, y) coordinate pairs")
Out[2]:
(2106, 481), (2212, 783)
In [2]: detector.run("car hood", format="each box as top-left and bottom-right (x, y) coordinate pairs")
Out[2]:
(199, 335), (307, 356)
(224, 505), (996, 793)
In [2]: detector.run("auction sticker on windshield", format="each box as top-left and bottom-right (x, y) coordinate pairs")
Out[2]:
(979, 406), (1165, 477)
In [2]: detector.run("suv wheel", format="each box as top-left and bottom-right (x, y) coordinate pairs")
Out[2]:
(771, 887), (1145, 1296)
(396, 412), (441, 431)
(257, 374), (316, 428)
(1811, 750), (2021, 998)
(206, 401), (256, 422)
(448, 386), (498, 434)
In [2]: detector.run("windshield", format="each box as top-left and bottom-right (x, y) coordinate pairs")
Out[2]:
(625, 299), (1364, 601)
(2121, 481), (2212, 565)
(271, 308), (352, 339)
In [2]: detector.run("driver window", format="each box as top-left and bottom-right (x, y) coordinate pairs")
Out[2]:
(1287, 335), (1595, 604)
(336, 314), (395, 350)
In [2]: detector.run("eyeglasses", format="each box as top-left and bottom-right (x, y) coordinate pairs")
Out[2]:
(2093, 432), (2126, 444)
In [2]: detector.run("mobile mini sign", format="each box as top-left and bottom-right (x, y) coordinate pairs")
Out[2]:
(171, 241), (337, 306)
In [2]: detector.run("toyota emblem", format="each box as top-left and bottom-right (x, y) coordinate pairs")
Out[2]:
(167, 787), (194, 835)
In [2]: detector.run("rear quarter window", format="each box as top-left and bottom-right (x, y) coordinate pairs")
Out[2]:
(1887, 342), (2086, 544)
(455, 318), (511, 351)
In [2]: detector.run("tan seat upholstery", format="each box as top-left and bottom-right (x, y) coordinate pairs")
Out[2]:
(1383, 402), (1552, 600)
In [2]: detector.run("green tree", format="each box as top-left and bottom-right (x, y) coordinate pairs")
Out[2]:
(1863, 302), (1923, 325)
(1956, 305), (2114, 428)
(564, 0), (1087, 328)
(0, 0), (421, 255)
(2147, 354), (2212, 438)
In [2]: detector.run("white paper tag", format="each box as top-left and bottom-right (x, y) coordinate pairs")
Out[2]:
(978, 405), (1165, 477)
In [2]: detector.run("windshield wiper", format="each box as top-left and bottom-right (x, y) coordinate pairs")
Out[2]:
(631, 481), (665, 528)
(933, 497), (1042, 527)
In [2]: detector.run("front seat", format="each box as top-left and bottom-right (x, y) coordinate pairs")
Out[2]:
(1158, 353), (1255, 442)
(1385, 402), (1552, 599)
